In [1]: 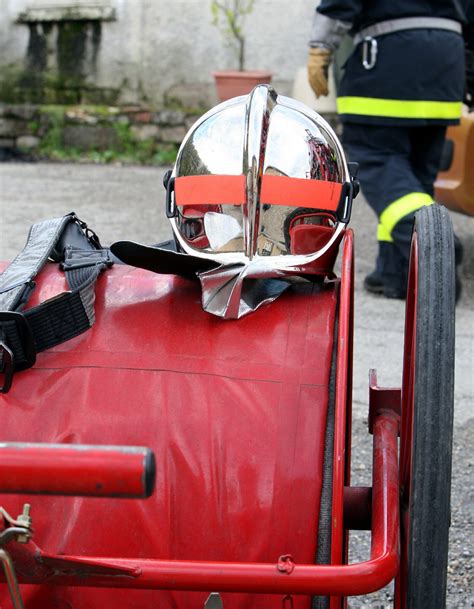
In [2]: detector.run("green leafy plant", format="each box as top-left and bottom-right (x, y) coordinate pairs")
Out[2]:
(211, 0), (255, 71)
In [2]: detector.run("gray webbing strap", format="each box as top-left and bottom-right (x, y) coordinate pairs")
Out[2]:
(0, 216), (72, 312)
(0, 214), (112, 393)
(353, 16), (462, 46)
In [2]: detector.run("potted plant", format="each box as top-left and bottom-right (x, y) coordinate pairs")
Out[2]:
(211, 0), (272, 102)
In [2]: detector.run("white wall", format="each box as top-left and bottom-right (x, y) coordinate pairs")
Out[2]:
(0, 0), (322, 106)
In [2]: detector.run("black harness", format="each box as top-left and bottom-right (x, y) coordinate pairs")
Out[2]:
(0, 213), (112, 393)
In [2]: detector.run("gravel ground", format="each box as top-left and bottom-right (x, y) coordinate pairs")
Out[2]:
(0, 161), (473, 608)
(348, 418), (474, 609)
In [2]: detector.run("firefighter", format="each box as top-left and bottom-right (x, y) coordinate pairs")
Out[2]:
(307, 0), (473, 298)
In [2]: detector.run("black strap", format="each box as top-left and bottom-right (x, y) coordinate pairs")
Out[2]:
(0, 214), (112, 393)
(111, 240), (220, 279)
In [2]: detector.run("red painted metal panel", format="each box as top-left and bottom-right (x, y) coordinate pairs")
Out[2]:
(0, 263), (338, 609)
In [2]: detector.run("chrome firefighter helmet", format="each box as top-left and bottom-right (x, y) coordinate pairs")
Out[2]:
(165, 84), (356, 277)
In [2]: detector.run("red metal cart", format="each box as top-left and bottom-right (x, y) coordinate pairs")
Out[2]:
(0, 201), (455, 609)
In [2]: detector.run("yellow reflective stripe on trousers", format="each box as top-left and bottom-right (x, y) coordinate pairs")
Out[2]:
(377, 193), (433, 242)
(337, 97), (462, 120)
(377, 223), (393, 242)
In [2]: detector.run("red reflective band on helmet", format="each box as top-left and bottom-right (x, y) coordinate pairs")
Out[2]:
(260, 175), (342, 211)
(174, 174), (342, 211)
(175, 175), (246, 206)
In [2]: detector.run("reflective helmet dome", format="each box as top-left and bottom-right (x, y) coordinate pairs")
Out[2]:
(166, 85), (354, 277)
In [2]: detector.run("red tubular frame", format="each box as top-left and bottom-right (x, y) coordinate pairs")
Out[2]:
(331, 228), (355, 580)
(332, 227), (355, 609)
(9, 408), (399, 597)
(0, 442), (155, 498)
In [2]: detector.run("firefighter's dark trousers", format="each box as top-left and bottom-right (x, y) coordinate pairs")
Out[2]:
(342, 123), (447, 292)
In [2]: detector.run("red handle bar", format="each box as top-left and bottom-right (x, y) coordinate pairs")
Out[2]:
(0, 442), (155, 498)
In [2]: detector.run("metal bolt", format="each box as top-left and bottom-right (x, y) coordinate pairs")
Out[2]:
(16, 504), (31, 544)
(277, 554), (295, 574)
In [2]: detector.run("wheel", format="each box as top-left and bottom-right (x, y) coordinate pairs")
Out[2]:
(396, 204), (456, 608)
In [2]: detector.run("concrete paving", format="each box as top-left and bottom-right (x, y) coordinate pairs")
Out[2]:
(0, 161), (473, 607)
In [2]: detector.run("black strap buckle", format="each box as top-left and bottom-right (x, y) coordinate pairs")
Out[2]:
(165, 175), (177, 219)
(74, 215), (103, 250)
(336, 163), (360, 224)
(0, 312), (37, 393)
(0, 340), (14, 393)
(60, 249), (113, 271)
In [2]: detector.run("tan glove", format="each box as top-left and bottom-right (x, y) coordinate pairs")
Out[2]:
(307, 47), (332, 97)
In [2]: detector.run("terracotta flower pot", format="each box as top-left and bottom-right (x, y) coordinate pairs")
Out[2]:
(213, 70), (272, 102)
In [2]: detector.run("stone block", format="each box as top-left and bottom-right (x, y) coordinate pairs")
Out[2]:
(153, 109), (185, 126)
(65, 109), (99, 125)
(4, 105), (38, 121)
(17, 6), (116, 22)
(121, 105), (141, 113)
(17, 135), (40, 149)
(159, 125), (187, 144)
(62, 124), (119, 151)
(130, 124), (160, 141)
(134, 111), (153, 123)
(0, 118), (30, 137)
(0, 137), (15, 148)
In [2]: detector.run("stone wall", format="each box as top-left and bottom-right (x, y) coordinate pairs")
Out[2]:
(0, 102), (203, 163)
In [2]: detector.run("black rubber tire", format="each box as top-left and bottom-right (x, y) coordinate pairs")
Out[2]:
(312, 312), (337, 609)
(398, 204), (456, 608)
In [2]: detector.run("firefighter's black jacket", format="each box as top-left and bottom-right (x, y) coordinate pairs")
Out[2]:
(314, 0), (474, 125)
